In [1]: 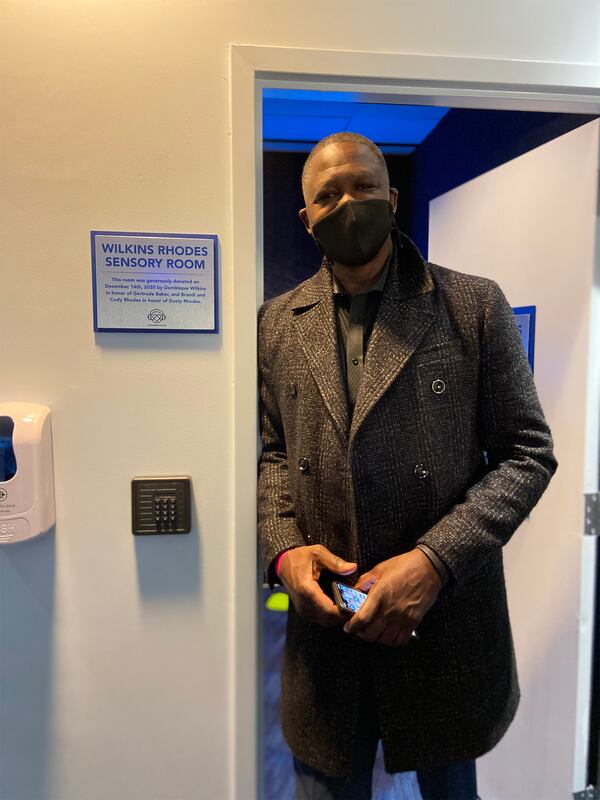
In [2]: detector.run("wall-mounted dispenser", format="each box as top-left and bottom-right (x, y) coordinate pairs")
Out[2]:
(0, 402), (55, 544)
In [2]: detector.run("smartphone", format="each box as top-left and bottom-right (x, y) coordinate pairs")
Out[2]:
(331, 580), (419, 639)
(332, 581), (368, 614)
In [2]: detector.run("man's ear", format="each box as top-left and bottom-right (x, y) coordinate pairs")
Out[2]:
(299, 207), (312, 234)
(389, 187), (399, 214)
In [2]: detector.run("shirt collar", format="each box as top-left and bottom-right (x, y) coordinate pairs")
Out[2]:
(331, 252), (391, 297)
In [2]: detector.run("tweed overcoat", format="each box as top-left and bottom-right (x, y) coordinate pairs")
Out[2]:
(257, 232), (557, 778)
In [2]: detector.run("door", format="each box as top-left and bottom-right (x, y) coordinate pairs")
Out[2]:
(428, 120), (600, 800)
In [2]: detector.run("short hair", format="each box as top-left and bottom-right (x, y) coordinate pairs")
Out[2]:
(301, 132), (388, 193)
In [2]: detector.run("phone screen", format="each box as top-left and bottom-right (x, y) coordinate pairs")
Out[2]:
(335, 583), (367, 613)
(333, 581), (420, 639)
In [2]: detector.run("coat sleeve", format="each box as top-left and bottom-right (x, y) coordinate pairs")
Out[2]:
(257, 305), (306, 582)
(416, 279), (558, 584)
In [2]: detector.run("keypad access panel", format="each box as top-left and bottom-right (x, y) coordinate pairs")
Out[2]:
(131, 476), (191, 535)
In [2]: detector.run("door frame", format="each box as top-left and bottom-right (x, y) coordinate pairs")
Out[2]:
(229, 44), (600, 800)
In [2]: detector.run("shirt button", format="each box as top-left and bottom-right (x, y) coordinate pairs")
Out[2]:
(432, 379), (446, 394)
(289, 382), (297, 397)
(352, 358), (359, 366)
(414, 463), (429, 479)
(298, 457), (310, 474)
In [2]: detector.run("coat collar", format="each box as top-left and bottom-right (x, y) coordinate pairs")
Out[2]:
(291, 232), (436, 446)
(290, 231), (434, 312)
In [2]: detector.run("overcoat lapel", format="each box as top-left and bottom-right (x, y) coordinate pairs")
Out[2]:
(291, 234), (435, 447)
(349, 236), (435, 444)
(292, 267), (349, 443)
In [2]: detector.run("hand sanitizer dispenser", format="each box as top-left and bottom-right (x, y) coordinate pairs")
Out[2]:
(0, 402), (55, 543)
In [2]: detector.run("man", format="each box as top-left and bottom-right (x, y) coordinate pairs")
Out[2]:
(257, 132), (557, 800)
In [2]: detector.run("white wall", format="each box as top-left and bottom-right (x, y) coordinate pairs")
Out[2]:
(428, 121), (599, 800)
(2, 2), (600, 799)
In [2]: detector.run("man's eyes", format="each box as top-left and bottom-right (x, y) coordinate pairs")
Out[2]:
(315, 184), (376, 202)
(316, 190), (338, 202)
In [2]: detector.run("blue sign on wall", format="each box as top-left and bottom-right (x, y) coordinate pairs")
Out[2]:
(512, 305), (536, 373)
(91, 231), (219, 333)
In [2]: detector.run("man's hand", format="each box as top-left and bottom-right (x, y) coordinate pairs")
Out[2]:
(279, 545), (357, 628)
(344, 548), (442, 647)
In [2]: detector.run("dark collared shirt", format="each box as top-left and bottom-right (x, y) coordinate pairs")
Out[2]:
(332, 258), (390, 412)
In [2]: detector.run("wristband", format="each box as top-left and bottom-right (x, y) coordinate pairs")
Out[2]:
(275, 549), (290, 578)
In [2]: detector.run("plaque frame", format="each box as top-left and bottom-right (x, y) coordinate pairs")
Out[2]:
(91, 230), (219, 334)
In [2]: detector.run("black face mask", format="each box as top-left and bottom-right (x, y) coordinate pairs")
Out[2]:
(311, 199), (395, 267)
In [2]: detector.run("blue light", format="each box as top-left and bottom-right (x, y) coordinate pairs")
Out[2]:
(263, 88), (449, 149)
(264, 141), (416, 155)
(262, 88), (362, 103)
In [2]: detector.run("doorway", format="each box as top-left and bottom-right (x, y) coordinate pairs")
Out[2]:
(260, 92), (598, 800)
(230, 46), (600, 800)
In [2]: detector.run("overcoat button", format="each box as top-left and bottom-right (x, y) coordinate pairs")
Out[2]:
(414, 463), (429, 479)
(289, 382), (297, 397)
(298, 457), (310, 474)
(432, 379), (446, 394)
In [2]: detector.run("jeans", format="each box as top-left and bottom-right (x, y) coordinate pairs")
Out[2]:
(293, 754), (478, 800)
